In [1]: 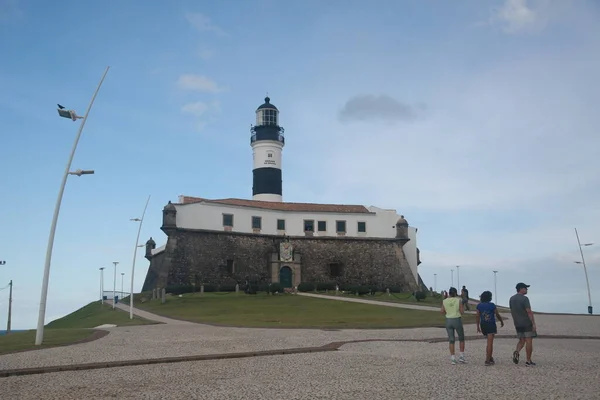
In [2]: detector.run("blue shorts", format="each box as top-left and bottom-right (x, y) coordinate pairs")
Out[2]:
(480, 323), (497, 336)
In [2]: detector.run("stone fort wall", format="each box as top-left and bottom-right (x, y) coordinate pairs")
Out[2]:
(142, 229), (419, 292)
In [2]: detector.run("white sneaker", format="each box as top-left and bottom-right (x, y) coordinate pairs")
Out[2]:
(458, 355), (467, 363)
(451, 357), (457, 365)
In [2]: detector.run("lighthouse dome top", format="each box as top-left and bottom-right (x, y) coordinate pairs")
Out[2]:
(257, 96), (278, 111)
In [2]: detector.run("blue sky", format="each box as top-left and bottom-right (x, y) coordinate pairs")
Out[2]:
(1, 0), (599, 329)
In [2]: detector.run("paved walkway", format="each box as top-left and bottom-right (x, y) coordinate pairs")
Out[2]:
(296, 292), (478, 314)
(111, 301), (195, 325)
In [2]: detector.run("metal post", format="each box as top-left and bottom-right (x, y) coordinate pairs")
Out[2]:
(121, 272), (124, 298)
(99, 267), (105, 304)
(456, 265), (460, 290)
(451, 269), (454, 287)
(112, 261), (119, 308)
(434, 273), (437, 292)
(7, 280), (12, 334)
(129, 195), (151, 319)
(35, 66), (110, 346)
(575, 228), (593, 314)
(493, 270), (498, 304)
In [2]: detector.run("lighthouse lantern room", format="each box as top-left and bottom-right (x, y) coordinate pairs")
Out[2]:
(250, 96), (285, 202)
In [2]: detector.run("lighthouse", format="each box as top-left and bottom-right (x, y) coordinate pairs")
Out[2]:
(250, 96), (285, 202)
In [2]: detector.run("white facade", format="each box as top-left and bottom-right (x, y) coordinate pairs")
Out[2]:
(168, 199), (420, 283)
(252, 141), (283, 170)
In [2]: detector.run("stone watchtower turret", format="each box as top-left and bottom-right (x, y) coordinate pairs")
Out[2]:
(161, 201), (177, 233)
(395, 215), (409, 239)
(145, 237), (156, 260)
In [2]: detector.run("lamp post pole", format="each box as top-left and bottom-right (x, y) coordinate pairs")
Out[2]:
(434, 273), (437, 292)
(99, 267), (105, 304)
(112, 262), (119, 308)
(456, 265), (460, 290)
(493, 270), (498, 304)
(574, 228), (593, 315)
(129, 195), (151, 319)
(7, 280), (12, 334)
(121, 272), (124, 298)
(451, 269), (454, 287)
(35, 66), (110, 346)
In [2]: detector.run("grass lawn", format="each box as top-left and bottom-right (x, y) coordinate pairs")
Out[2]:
(0, 329), (95, 355)
(46, 300), (157, 329)
(132, 292), (474, 329)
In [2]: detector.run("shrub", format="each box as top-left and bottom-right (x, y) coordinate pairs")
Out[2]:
(386, 286), (404, 293)
(297, 282), (315, 292)
(268, 283), (284, 294)
(165, 285), (194, 295)
(201, 284), (216, 293)
(316, 282), (336, 291)
(219, 284), (238, 292)
(415, 291), (426, 301)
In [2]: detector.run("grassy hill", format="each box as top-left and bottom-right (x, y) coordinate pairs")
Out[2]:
(46, 300), (156, 329)
(0, 301), (157, 355)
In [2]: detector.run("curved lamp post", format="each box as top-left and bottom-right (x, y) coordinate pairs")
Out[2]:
(35, 66), (110, 346)
(129, 195), (151, 319)
(574, 228), (593, 315)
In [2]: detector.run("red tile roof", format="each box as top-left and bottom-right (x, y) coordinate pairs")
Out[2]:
(179, 196), (372, 214)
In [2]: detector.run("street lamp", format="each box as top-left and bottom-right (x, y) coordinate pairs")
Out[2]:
(456, 265), (460, 289)
(434, 273), (437, 292)
(493, 270), (498, 304)
(121, 272), (125, 298)
(35, 66), (110, 346)
(99, 267), (105, 304)
(451, 269), (454, 287)
(574, 228), (593, 315)
(129, 195), (151, 319)
(112, 261), (119, 308)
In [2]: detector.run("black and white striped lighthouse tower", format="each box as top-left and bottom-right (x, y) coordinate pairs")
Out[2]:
(250, 96), (285, 202)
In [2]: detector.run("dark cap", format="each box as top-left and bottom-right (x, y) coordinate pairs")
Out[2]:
(516, 282), (530, 290)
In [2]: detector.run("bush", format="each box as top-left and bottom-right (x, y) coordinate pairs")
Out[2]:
(219, 284), (238, 292)
(415, 291), (426, 301)
(165, 285), (195, 295)
(386, 286), (404, 293)
(268, 283), (284, 294)
(201, 284), (216, 293)
(316, 282), (337, 291)
(297, 282), (315, 292)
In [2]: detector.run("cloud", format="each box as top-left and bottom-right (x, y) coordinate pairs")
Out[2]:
(180, 100), (221, 131)
(185, 12), (227, 36)
(197, 49), (213, 60)
(176, 74), (223, 93)
(338, 94), (422, 124)
(494, 0), (538, 33)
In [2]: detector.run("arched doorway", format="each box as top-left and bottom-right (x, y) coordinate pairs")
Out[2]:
(279, 266), (293, 288)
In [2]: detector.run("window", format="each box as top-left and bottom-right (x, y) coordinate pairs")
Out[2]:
(252, 216), (262, 229)
(304, 220), (315, 232)
(223, 214), (233, 227)
(357, 221), (366, 233)
(268, 153), (273, 158)
(277, 219), (285, 231)
(336, 220), (346, 233)
(317, 221), (327, 232)
(226, 259), (234, 274)
(329, 263), (343, 278)
(261, 109), (278, 126)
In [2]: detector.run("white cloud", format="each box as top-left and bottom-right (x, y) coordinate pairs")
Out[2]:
(180, 100), (221, 131)
(197, 49), (213, 60)
(177, 74), (223, 93)
(494, 0), (538, 33)
(185, 12), (227, 36)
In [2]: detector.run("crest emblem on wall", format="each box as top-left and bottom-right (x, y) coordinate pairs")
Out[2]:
(280, 242), (293, 262)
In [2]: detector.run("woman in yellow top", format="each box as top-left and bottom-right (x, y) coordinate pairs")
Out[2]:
(441, 287), (466, 364)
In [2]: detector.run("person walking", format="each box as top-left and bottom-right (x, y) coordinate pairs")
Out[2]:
(461, 285), (470, 311)
(441, 287), (466, 365)
(509, 282), (537, 366)
(476, 290), (504, 366)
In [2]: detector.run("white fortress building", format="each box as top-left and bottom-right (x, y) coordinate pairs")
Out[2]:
(143, 97), (422, 293)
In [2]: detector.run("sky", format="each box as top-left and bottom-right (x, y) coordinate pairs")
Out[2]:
(0, 0), (599, 329)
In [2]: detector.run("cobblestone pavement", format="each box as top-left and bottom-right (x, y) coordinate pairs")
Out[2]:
(4, 338), (600, 399)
